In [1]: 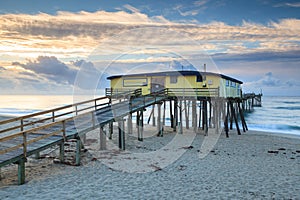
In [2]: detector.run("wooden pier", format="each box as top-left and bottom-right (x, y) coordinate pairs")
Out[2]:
(0, 88), (261, 185)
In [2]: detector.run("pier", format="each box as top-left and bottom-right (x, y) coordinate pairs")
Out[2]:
(1, 88), (262, 185)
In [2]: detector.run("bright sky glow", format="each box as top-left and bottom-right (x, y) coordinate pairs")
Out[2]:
(0, 0), (299, 96)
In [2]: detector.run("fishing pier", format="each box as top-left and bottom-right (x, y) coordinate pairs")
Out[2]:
(0, 70), (261, 185)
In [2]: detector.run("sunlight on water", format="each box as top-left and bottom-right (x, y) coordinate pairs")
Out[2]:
(0, 95), (74, 111)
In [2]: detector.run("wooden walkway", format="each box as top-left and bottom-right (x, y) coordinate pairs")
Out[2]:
(0, 89), (168, 184)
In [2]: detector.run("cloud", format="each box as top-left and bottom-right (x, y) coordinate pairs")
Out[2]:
(174, 0), (210, 16)
(13, 56), (77, 85)
(274, 2), (300, 8)
(123, 4), (141, 13)
(0, 10), (299, 63)
(212, 50), (300, 62)
(245, 71), (300, 89)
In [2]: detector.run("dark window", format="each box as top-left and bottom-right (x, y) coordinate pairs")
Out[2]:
(196, 75), (202, 82)
(170, 76), (178, 84)
(226, 80), (230, 86)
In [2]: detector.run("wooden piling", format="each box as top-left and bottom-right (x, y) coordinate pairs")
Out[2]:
(118, 119), (125, 150)
(224, 101), (229, 137)
(75, 138), (81, 165)
(109, 121), (113, 139)
(137, 110), (144, 141)
(59, 142), (65, 162)
(152, 105), (156, 126)
(198, 100), (202, 130)
(127, 113), (133, 134)
(192, 99), (197, 132)
(17, 158), (26, 185)
(100, 125), (106, 150)
(157, 103), (163, 136)
(209, 100), (212, 128)
(229, 100), (241, 135)
(169, 99), (174, 128)
(173, 99), (178, 132)
(179, 99), (183, 134)
(202, 99), (208, 135)
(238, 102), (248, 132)
(184, 99), (189, 129)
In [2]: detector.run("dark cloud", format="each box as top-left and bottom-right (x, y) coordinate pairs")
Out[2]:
(212, 50), (300, 62)
(0, 66), (6, 71)
(169, 60), (197, 71)
(73, 60), (110, 90)
(260, 72), (281, 87)
(14, 56), (77, 85)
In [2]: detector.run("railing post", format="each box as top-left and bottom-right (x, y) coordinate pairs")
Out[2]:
(92, 112), (95, 128)
(75, 105), (78, 115)
(62, 120), (66, 140)
(94, 99), (97, 111)
(52, 111), (55, 122)
(20, 118), (24, 132)
(22, 132), (27, 158)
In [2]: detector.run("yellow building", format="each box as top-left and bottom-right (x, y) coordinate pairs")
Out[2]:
(107, 70), (242, 98)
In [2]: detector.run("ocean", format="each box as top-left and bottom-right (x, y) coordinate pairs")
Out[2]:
(0, 95), (299, 136)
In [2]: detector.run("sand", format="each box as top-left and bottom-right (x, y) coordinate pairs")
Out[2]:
(0, 126), (299, 199)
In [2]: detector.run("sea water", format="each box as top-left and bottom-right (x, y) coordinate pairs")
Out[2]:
(0, 95), (299, 136)
(245, 96), (300, 136)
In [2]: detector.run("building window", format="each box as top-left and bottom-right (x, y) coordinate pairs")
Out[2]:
(170, 76), (178, 84)
(230, 81), (236, 88)
(123, 78), (148, 87)
(226, 80), (230, 86)
(196, 75), (202, 82)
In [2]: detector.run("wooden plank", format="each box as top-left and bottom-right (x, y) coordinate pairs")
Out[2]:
(0, 132), (23, 142)
(0, 143), (23, 155)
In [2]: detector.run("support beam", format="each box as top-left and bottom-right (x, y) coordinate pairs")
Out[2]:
(173, 99), (178, 132)
(238, 102), (248, 132)
(59, 142), (65, 162)
(184, 99), (189, 129)
(17, 158), (26, 185)
(100, 125), (106, 150)
(192, 99), (197, 132)
(163, 101), (166, 127)
(138, 111), (143, 141)
(170, 100), (174, 128)
(118, 119), (125, 150)
(209, 100), (212, 128)
(203, 100), (208, 135)
(229, 102), (234, 130)
(198, 101), (202, 130)
(179, 99), (183, 134)
(109, 121), (113, 140)
(75, 138), (81, 166)
(152, 105), (156, 126)
(127, 113), (133, 134)
(157, 103), (163, 137)
(229, 101), (241, 135)
(224, 101), (229, 137)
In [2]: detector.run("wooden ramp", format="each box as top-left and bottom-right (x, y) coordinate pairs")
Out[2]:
(0, 89), (168, 184)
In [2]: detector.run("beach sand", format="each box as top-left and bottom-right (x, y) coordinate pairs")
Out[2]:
(0, 126), (299, 199)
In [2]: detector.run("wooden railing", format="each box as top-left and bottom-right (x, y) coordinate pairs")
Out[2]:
(129, 89), (168, 110)
(166, 88), (219, 97)
(105, 88), (142, 99)
(0, 96), (111, 161)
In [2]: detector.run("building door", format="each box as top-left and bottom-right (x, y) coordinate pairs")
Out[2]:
(151, 77), (165, 93)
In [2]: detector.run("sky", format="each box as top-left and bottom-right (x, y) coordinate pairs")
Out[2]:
(0, 0), (299, 96)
